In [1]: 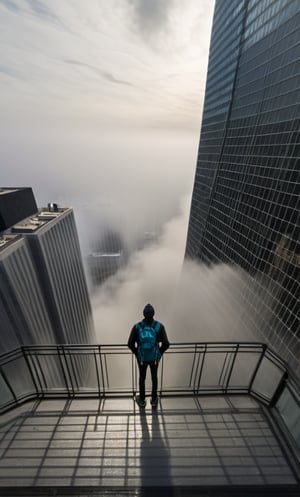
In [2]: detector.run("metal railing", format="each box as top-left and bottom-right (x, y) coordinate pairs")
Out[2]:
(0, 341), (295, 406)
(1, 341), (299, 451)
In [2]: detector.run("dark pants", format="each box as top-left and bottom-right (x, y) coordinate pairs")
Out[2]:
(138, 361), (158, 401)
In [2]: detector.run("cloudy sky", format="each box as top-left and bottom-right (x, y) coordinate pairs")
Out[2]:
(0, 0), (214, 133)
(0, 1), (214, 232)
(0, 1), (219, 339)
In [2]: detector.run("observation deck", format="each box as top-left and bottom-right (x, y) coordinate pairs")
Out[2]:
(0, 343), (299, 496)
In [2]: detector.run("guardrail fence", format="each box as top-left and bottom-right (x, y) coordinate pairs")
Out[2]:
(1, 342), (299, 449)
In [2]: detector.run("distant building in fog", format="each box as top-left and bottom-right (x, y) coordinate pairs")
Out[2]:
(0, 188), (94, 353)
(136, 231), (159, 251)
(88, 228), (127, 286)
(185, 0), (300, 375)
(88, 251), (124, 286)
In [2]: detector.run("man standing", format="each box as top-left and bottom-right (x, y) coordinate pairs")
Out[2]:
(128, 304), (169, 408)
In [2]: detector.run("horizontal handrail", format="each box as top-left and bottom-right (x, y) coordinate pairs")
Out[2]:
(1, 341), (299, 452)
(0, 341), (298, 411)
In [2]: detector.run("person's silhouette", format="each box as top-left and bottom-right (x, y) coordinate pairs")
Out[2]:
(128, 304), (169, 408)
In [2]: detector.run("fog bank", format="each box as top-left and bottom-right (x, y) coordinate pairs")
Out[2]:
(92, 198), (256, 344)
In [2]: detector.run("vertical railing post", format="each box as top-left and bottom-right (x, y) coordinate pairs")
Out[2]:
(270, 371), (288, 407)
(98, 345), (106, 396)
(160, 354), (164, 397)
(104, 354), (109, 391)
(189, 344), (198, 389)
(219, 352), (229, 388)
(224, 343), (239, 393)
(94, 350), (101, 396)
(61, 345), (75, 396)
(196, 344), (207, 394)
(29, 350), (45, 393)
(248, 344), (267, 395)
(0, 364), (17, 403)
(57, 346), (71, 397)
(22, 346), (40, 396)
(68, 350), (79, 391)
(130, 347), (138, 398)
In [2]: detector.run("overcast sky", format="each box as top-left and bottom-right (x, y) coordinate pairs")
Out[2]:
(0, 0), (215, 252)
(0, 1), (283, 385)
(1, 1), (257, 344)
(0, 0), (214, 338)
(0, 0), (214, 133)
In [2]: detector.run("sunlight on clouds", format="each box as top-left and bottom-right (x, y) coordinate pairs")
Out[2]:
(91, 195), (256, 345)
(0, 0), (214, 132)
(0, 1), (215, 305)
(91, 195), (190, 341)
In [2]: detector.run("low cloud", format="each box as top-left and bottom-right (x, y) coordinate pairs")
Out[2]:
(0, 1), (214, 134)
(0, 65), (22, 80)
(25, 0), (57, 21)
(1, 0), (59, 23)
(91, 196), (189, 343)
(91, 198), (257, 346)
(1, 0), (21, 13)
(126, 0), (175, 40)
(62, 58), (136, 87)
(170, 262), (256, 343)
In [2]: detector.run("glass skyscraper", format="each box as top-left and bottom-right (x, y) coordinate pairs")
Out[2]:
(186, 0), (300, 376)
(0, 190), (95, 353)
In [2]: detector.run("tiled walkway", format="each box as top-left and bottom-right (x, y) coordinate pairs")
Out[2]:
(0, 396), (298, 490)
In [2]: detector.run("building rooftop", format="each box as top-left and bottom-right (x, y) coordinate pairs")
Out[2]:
(0, 395), (299, 496)
(0, 188), (18, 196)
(0, 343), (299, 496)
(0, 234), (22, 253)
(90, 252), (122, 258)
(11, 207), (70, 234)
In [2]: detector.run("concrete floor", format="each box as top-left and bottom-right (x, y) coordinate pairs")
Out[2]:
(0, 395), (299, 492)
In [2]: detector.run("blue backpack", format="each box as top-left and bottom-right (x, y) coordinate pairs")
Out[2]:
(136, 320), (161, 363)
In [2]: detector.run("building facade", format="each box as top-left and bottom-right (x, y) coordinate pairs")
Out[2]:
(0, 189), (95, 354)
(0, 234), (54, 352)
(87, 228), (126, 287)
(186, 0), (300, 374)
(12, 205), (95, 346)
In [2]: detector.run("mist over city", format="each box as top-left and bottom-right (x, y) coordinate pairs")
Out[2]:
(1, 1), (300, 493)
(1, 0), (297, 355)
(0, 0), (217, 344)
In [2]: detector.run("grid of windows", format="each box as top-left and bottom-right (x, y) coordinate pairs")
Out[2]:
(186, 0), (300, 376)
(0, 238), (54, 353)
(33, 210), (94, 345)
(203, 0), (244, 120)
(244, 0), (300, 50)
(87, 229), (125, 287)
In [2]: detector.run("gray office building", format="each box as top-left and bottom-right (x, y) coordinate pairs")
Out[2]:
(0, 189), (95, 353)
(186, 0), (300, 375)
(12, 205), (95, 346)
(0, 234), (54, 352)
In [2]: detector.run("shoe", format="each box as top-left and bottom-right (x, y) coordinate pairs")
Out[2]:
(150, 398), (158, 408)
(137, 398), (146, 408)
